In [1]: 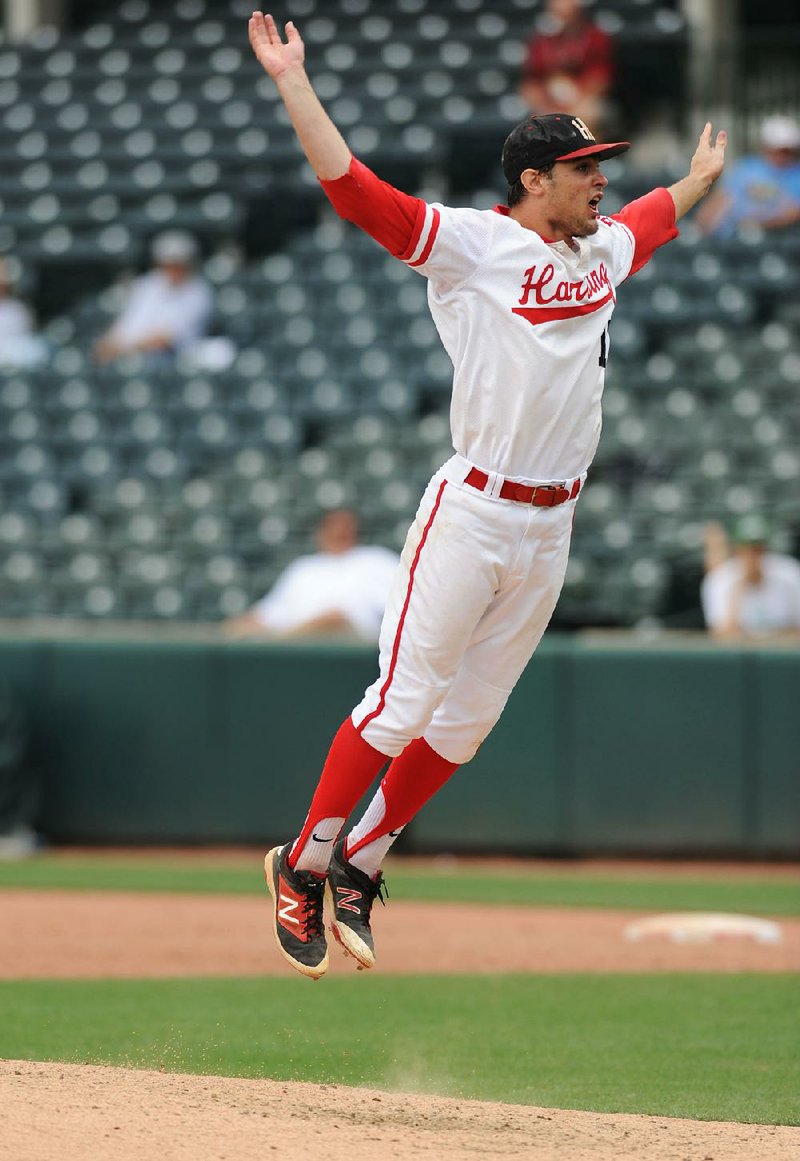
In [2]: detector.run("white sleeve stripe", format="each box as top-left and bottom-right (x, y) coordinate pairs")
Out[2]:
(617, 221), (636, 276)
(403, 203), (437, 266)
(617, 221), (635, 251)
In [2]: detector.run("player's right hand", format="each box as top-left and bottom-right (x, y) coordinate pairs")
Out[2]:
(248, 12), (305, 80)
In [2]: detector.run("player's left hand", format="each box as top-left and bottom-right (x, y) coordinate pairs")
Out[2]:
(689, 122), (727, 190)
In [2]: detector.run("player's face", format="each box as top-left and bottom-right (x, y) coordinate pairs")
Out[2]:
(543, 158), (608, 240)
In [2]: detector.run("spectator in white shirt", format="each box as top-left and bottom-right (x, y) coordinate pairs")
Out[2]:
(224, 509), (400, 641)
(702, 517), (800, 640)
(93, 230), (213, 364)
(0, 257), (46, 368)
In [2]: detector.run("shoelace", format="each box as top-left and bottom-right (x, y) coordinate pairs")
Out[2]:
(296, 872), (325, 938)
(368, 872), (388, 909)
(343, 870), (388, 922)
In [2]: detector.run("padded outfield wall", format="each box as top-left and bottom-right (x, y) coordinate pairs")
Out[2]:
(0, 632), (797, 856)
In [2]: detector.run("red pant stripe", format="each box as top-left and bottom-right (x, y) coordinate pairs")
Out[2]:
(356, 479), (447, 735)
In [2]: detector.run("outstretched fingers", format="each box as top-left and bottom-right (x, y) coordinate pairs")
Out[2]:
(693, 122), (727, 184)
(249, 12), (275, 43)
(248, 11), (267, 52)
(248, 11), (304, 77)
(264, 13), (283, 44)
(248, 11), (292, 47)
(699, 122), (726, 154)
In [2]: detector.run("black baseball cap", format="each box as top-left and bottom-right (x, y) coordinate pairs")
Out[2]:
(502, 113), (630, 184)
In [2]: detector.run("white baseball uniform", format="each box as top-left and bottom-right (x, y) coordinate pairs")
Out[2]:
(317, 159), (678, 765)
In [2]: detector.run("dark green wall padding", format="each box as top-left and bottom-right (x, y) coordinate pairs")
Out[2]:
(0, 635), (797, 854)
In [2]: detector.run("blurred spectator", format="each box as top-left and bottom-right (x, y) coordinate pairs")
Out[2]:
(0, 683), (41, 861)
(519, 0), (616, 136)
(93, 230), (213, 364)
(223, 509), (400, 642)
(701, 517), (800, 640)
(695, 115), (800, 237)
(0, 257), (47, 368)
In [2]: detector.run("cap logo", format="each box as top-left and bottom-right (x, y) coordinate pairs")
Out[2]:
(570, 117), (595, 142)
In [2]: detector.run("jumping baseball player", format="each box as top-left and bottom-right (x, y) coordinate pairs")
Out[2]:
(248, 12), (727, 979)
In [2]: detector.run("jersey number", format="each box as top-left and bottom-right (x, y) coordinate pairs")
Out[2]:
(598, 328), (608, 368)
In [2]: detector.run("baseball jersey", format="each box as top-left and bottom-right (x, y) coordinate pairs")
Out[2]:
(322, 159), (677, 481)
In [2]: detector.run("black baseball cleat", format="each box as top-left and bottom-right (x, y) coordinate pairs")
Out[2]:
(326, 839), (388, 970)
(264, 845), (329, 980)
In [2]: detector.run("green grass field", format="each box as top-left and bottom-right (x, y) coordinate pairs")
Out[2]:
(1, 853), (798, 915)
(1, 974), (797, 1125)
(2, 852), (798, 1126)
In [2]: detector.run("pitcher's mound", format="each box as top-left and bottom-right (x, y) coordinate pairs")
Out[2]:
(2, 1061), (798, 1161)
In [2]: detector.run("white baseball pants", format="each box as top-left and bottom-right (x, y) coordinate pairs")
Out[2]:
(351, 455), (579, 764)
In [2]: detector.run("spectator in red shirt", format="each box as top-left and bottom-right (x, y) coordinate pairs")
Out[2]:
(520, 0), (616, 137)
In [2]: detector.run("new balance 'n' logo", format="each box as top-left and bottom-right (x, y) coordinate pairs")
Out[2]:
(336, 886), (362, 915)
(278, 893), (300, 926)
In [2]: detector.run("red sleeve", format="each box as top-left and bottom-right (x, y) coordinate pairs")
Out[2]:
(319, 157), (427, 259)
(612, 187), (679, 277)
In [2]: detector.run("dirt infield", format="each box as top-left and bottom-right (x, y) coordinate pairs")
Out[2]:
(1, 889), (798, 977)
(2, 873), (797, 1159)
(2, 1061), (799, 1161)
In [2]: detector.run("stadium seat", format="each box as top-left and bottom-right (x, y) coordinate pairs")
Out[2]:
(0, 0), (792, 626)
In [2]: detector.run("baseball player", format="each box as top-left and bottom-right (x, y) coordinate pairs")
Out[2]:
(248, 12), (726, 979)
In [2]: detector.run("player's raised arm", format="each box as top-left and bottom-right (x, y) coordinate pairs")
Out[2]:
(248, 11), (351, 180)
(667, 122), (727, 220)
(248, 11), (423, 258)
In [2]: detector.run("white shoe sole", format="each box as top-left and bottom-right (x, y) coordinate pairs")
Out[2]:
(264, 847), (329, 980)
(326, 882), (375, 970)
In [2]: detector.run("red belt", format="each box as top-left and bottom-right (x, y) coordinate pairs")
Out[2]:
(464, 467), (581, 507)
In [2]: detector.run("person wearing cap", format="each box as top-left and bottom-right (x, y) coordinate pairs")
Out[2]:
(247, 13), (727, 980)
(92, 230), (213, 364)
(701, 518), (800, 640)
(695, 115), (800, 237)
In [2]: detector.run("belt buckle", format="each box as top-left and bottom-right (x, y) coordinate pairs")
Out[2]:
(534, 481), (567, 507)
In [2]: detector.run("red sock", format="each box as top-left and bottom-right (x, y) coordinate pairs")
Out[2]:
(346, 737), (459, 857)
(288, 717), (388, 869)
